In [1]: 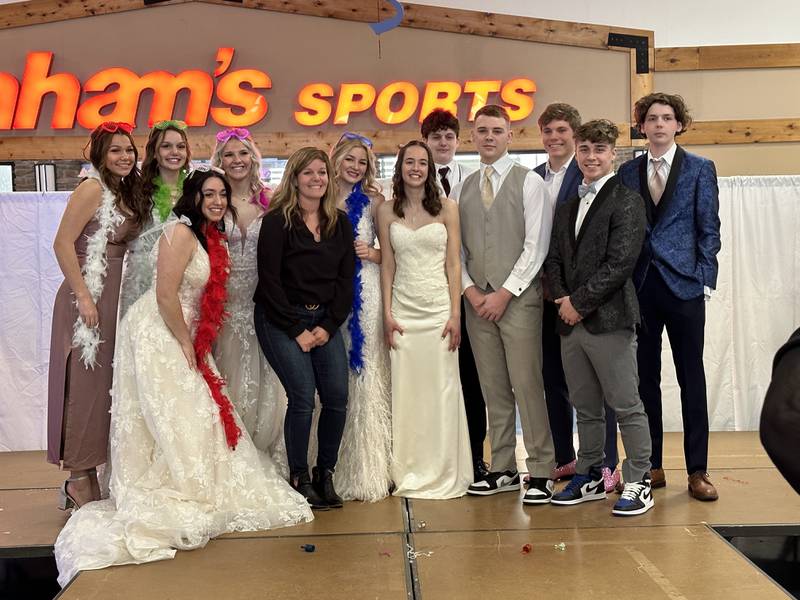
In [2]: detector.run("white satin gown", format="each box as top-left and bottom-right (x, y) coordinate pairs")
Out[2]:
(388, 222), (472, 499)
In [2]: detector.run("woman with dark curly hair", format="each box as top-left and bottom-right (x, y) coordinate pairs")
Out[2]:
(54, 169), (312, 587)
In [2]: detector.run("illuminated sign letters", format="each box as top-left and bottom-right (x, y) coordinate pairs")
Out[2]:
(0, 49), (537, 131)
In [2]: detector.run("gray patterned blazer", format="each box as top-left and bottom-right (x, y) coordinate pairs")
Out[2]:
(544, 175), (646, 336)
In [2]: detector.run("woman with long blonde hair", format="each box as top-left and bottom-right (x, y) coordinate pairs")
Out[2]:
(209, 128), (288, 474)
(254, 147), (355, 510)
(329, 133), (392, 502)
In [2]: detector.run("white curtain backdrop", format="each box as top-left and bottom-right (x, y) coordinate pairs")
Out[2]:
(1, 177), (799, 451)
(1, 192), (70, 451)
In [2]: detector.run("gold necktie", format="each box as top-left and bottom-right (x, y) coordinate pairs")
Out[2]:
(649, 158), (665, 205)
(481, 165), (495, 209)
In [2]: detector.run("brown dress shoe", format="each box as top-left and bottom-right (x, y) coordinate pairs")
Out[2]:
(688, 471), (719, 501)
(649, 468), (666, 488)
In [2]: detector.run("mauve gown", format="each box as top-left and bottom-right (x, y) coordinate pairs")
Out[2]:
(47, 213), (135, 470)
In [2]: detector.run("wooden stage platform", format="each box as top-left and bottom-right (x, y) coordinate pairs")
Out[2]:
(1, 432), (797, 599)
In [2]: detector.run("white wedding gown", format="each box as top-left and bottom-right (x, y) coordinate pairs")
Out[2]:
(389, 222), (472, 499)
(55, 229), (312, 587)
(214, 215), (289, 478)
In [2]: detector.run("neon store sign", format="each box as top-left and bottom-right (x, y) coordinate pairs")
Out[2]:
(0, 48), (537, 131)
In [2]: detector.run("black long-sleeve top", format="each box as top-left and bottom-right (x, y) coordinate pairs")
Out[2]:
(255, 209), (355, 339)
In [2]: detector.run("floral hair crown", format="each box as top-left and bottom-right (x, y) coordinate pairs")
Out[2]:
(216, 127), (251, 144)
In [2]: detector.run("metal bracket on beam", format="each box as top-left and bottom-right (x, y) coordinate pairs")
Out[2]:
(608, 33), (650, 73)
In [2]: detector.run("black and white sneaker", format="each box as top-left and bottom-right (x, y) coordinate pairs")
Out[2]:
(612, 475), (654, 516)
(550, 471), (606, 505)
(522, 477), (554, 505)
(467, 470), (520, 496)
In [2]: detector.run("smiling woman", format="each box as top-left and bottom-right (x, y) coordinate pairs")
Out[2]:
(53, 169), (313, 586)
(253, 147), (356, 510)
(47, 123), (148, 510)
(119, 120), (191, 317)
(377, 140), (472, 500)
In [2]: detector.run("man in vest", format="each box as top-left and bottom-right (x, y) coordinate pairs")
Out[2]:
(453, 104), (556, 504)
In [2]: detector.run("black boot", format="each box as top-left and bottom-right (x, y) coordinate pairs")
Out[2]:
(292, 471), (329, 511)
(312, 466), (343, 508)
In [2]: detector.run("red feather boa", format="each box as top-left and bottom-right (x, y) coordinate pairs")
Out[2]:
(193, 225), (242, 450)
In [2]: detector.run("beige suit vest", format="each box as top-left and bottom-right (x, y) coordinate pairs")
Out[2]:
(459, 163), (528, 291)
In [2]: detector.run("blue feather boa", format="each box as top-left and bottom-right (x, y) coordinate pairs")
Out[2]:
(345, 182), (371, 373)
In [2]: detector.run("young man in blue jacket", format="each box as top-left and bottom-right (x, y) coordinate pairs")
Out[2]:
(618, 93), (722, 501)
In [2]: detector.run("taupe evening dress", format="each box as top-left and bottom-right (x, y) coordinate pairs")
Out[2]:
(47, 202), (135, 470)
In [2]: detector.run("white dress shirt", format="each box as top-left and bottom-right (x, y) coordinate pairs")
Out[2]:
(647, 143), (677, 182)
(575, 171), (615, 237)
(452, 153), (553, 296)
(437, 159), (474, 197)
(543, 154), (574, 206)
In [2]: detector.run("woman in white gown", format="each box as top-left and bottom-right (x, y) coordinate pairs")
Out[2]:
(210, 128), (288, 475)
(377, 141), (472, 499)
(330, 134), (392, 502)
(54, 169), (312, 587)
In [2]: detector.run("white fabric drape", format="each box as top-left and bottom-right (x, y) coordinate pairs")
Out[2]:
(1, 178), (799, 451)
(0, 192), (69, 451)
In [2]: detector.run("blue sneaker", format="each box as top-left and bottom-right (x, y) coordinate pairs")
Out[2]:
(612, 475), (654, 516)
(550, 471), (606, 505)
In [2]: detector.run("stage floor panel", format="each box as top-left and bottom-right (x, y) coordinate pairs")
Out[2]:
(413, 526), (789, 600)
(0, 450), (65, 490)
(0, 489), (68, 550)
(0, 432), (794, 598)
(59, 533), (409, 599)
(221, 494), (406, 540)
(407, 467), (800, 533)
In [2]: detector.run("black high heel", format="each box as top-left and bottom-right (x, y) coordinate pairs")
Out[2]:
(57, 474), (90, 511)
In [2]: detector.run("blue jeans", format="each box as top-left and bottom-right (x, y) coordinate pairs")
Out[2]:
(254, 303), (348, 477)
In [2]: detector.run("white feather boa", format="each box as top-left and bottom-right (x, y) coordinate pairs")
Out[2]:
(71, 168), (126, 369)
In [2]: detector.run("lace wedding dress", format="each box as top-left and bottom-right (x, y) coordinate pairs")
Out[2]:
(54, 225), (312, 587)
(214, 215), (289, 477)
(388, 222), (472, 499)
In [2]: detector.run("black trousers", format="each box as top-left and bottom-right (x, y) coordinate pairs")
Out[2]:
(542, 300), (619, 469)
(459, 298), (486, 464)
(637, 269), (709, 474)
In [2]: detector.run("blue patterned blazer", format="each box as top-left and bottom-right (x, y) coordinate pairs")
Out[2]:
(534, 157), (582, 207)
(617, 146), (721, 300)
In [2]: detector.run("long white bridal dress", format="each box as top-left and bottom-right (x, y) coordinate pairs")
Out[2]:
(54, 226), (312, 587)
(214, 214), (289, 478)
(388, 222), (472, 499)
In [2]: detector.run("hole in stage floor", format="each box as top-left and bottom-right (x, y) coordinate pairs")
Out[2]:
(713, 524), (800, 598)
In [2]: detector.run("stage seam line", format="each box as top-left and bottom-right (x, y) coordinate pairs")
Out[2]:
(625, 546), (689, 599)
(403, 498), (421, 600)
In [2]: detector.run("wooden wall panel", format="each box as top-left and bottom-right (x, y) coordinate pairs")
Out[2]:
(0, 0), (653, 51)
(0, 124), (634, 160)
(656, 44), (800, 71)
